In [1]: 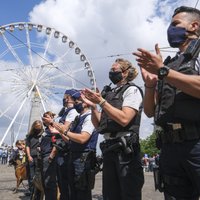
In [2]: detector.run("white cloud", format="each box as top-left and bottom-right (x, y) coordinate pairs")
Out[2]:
(27, 0), (199, 139)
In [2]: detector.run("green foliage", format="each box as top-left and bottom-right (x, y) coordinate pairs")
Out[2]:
(140, 132), (160, 157)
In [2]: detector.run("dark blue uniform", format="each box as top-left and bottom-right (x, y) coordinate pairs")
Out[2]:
(40, 129), (57, 200)
(56, 107), (75, 200)
(68, 112), (98, 200)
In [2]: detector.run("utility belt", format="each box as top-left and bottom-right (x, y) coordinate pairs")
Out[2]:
(156, 122), (200, 147)
(100, 133), (139, 155)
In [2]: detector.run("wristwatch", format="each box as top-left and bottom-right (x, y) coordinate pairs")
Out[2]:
(64, 130), (69, 136)
(158, 66), (170, 80)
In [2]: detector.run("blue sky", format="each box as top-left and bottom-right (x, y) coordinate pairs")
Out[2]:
(0, 1), (42, 25)
(0, 0), (199, 145)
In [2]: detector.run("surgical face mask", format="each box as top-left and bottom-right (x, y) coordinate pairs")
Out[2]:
(167, 25), (187, 48)
(109, 71), (123, 84)
(74, 103), (84, 113)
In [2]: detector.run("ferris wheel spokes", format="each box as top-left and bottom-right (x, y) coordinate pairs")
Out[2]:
(0, 89), (28, 119)
(0, 84), (35, 146)
(2, 34), (24, 66)
(25, 25), (34, 68)
(43, 30), (53, 59)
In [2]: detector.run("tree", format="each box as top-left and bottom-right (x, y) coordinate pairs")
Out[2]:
(140, 131), (160, 157)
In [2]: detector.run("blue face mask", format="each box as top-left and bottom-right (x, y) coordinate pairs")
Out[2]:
(74, 103), (84, 113)
(167, 25), (187, 48)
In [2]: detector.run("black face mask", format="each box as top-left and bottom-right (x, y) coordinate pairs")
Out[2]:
(74, 103), (84, 113)
(109, 71), (123, 84)
(34, 129), (42, 134)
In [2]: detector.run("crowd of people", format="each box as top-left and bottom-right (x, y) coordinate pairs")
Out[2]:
(0, 145), (12, 165)
(142, 154), (159, 172)
(2, 5), (200, 200)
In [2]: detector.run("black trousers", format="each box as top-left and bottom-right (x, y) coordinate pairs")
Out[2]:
(57, 154), (70, 200)
(160, 139), (200, 200)
(102, 149), (144, 200)
(42, 156), (57, 200)
(68, 152), (93, 200)
(29, 156), (41, 200)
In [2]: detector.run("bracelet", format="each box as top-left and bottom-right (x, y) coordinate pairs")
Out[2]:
(144, 83), (155, 89)
(99, 98), (107, 107)
(64, 130), (69, 136)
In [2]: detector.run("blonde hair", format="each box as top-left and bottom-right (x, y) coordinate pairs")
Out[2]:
(115, 58), (138, 81)
(28, 120), (44, 136)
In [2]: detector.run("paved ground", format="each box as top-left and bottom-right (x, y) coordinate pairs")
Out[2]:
(0, 164), (163, 200)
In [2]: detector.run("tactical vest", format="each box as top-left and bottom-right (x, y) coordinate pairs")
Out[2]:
(155, 55), (200, 126)
(70, 113), (99, 152)
(40, 129), (54, 156)
(97, 82), (143, 135)
(59, 107), (74, 124)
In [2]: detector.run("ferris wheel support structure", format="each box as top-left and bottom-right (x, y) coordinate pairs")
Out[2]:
(27, 86), (46, 133)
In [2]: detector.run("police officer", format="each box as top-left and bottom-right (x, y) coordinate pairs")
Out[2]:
(40, 111), (58, 200)
(59, 90), (98, 200)
(134, 6), (200, 200)
(82, 58), (144, 200)
(53, 89), (79, 200)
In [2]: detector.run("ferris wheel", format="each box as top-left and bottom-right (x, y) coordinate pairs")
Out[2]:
(0, 22), (96, 146)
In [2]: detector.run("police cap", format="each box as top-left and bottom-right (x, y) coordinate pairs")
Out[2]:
(72, 90), (81, 100)
(65, 89), (78, 96)
(64, 89), (81, 100)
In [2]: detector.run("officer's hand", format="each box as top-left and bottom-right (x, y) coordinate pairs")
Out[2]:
(82, 89), (102, 106)
(133, 44), (163, 75)
(42, 116), (53, 126)
(54, 123), (65, 135)
(140, 67), (157, 87)
(81, 90), (93, 105)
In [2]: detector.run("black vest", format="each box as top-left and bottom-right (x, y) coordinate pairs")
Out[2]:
(155, 54), (200, 126)
(97, 82), (143, 135)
